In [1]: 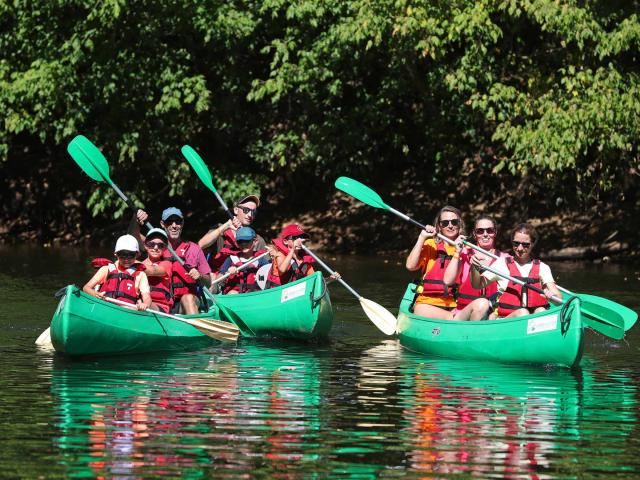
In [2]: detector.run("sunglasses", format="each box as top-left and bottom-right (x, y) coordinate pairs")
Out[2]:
(145, 241), (166, 250)
(512, 241), (531, 248)
(238, 206), (257, 216)
(165, 217), (183, 226)
(287, 235), (307, 241)
(237, 239), (254, 245)
(116, 251), (137, 259)
(439, 219), (460, 228)
(475, 227), (496, 235)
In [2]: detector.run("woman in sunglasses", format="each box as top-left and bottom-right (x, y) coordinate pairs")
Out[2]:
(470, 223), (562, 317)
(83, 234), (152, 311)
(406, 206), (489, 320)
(443, 215), (508, 319)
(140, 228), (174, 313)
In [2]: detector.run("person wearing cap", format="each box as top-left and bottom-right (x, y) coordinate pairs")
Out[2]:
(198, 194), (267, 272)
(141, 228), (174, 313)
(216, 226), (272, 294)
(82, 234), (152, 311)
(265, 224), (340, 288)
(130, 207), (212, 314)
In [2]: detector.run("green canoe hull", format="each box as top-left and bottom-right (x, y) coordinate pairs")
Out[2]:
(50, 285), (220, 357)
(397, 284), (584, 368)
(214, 271), (333, 340)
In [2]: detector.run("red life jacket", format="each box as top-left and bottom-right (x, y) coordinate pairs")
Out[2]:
(419, 241), (457, 300)
(98, 263), (145, 304)
(146, 261), (173, 312)
(222, 250), (267, 294)
(455, 250), (503, 309)
(161, 241), (197, 299)
(265, 239), (315, 288)
(208, 229), (239, 272)
(496, 258), (549, 316)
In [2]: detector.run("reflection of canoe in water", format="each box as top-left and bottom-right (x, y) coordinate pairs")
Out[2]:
(50, 285), (220, 356)
(397, 284), (584, 367)
(50, 344), (323, 477)
(215, 272), (333, 340)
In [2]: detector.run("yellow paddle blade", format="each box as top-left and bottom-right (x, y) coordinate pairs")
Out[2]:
(359, 297), (397, 336)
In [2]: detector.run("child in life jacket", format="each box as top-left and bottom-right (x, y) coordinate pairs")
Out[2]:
(141, 228), (174, 313)
(266, 224), (340, 288)
(217, 227), (271, 294)
(83, 234), (152, 311)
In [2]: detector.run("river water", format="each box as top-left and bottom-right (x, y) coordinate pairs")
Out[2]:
(1, 246), (639, 478)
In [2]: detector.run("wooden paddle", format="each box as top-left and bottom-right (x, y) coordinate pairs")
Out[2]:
(66, 135), (245, 335)
(335, 176), (635, 338)
(301, 246), (397, 335)
(103, 297), (238, 342)
(181, 145), (235, 220)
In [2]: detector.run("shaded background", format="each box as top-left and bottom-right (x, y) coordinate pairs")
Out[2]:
(1, 1), (638, 257)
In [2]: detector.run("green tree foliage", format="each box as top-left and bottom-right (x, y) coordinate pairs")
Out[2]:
(0, 0), (638, 241)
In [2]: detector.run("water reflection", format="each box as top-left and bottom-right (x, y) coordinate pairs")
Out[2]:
(32, 330), (640, 477)
(358, 340), (638, 478)
(48, 344), (322, 478)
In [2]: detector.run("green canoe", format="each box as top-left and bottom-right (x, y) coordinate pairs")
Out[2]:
(396, 284), (584, 368)
(214, 271), (333, 340)
(50, 285), (221, 357)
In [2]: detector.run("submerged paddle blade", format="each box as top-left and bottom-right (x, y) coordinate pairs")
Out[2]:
(579, 294), (637, 332)
(335, 177), (389, 210)
(359, 297), (398, 336)
(67, 135), (111, 183)
(181, 145), (217, 193)
(35, 327), (53, 349)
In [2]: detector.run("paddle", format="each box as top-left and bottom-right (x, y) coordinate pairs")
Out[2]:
(66, 135), (245, 334)
(35, 327), (52, 348)
(301, 246), (397, 335)
(212, 251), (271, 286)
(335, 176), (634, 338)
(102, 297), (238, 342)
(451, 238), (632, 336)
(181, 145), (234, 220)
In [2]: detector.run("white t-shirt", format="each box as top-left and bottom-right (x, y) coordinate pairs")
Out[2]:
(482, 258), (554, 305)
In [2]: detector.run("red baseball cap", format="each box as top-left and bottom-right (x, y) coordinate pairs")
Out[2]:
(280, 224), (309, 239)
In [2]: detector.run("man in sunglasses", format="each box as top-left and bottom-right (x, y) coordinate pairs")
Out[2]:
(198, 194), (267, 273)
(131, 207), (212, 314)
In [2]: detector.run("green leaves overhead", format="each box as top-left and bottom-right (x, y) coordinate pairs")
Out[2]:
(1, 0), (638, 221)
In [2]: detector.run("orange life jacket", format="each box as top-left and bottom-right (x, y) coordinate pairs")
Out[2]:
(222, 250), (267, 294)
(419, 240), (457, 301)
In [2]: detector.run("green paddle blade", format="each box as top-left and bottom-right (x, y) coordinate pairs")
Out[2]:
(67, 135), (111, 183)
(181, 145), (217, 194)
(335, 176), (389, 210)
(579, 294), (637, 332)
